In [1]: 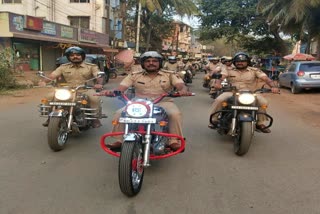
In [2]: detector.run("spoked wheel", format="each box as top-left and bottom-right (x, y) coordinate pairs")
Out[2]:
(118, 141), (144, 197)
(234, 122), (253, 156)
(47, 117), (68, 151)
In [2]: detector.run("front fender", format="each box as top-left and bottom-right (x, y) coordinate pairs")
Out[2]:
(49, 110), (68, 118)
(123, 133), (142, 143)
(238, 113), (254, 122)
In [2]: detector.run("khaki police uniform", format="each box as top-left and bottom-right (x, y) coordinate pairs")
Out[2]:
(163, 62), (179, 72)
(210, 66), (269, 125)
(46, 62), (101, 113)
(112, 69), (185, 144)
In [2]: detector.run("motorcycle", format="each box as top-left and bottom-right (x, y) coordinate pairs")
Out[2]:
(37, 71), (107, 151)
(209, 85), (274, 156)
(178, 70), (193, 84)
(98, 91), (194, 197)
(210, 74), (231, 99)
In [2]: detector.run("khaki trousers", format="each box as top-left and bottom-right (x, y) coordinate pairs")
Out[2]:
(209, 92), (269, 125)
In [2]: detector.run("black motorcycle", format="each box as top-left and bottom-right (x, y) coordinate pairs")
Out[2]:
(37, 71), (107, 151)
(209, 85), (274, 156)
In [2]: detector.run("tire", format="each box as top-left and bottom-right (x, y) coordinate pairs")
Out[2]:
(109, 71), (117, 79)
(290, 83), (301, 94)
(118, 141), (144, 197)
(104, 71), (110, 84)
(47, 117), (68, 151)
(234, 122), (253, 156)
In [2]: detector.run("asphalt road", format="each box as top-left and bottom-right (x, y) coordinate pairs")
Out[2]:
(1, 73), (320, 214)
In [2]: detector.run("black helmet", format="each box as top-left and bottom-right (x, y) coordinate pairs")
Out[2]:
(64, 46), (86, 61)
(140, 51), (163, 69)
(233, 52), (250, 63)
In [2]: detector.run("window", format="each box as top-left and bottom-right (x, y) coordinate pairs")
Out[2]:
(70, 0), (90, 3)
(2, 0), (22, 3)
(69, 16), (90, 29)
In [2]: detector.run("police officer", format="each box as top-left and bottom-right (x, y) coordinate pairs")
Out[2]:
(204, 56), (222, 95)
(103, 51), (189, 151)
(221, 56), (234, 72)
(163, 55), (179, 71)
(209, 52), (279, 133)
(39, 46), (103, 128)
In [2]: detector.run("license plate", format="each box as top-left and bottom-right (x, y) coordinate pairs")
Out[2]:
(310, 74), (320, 79)
(49, 102), (76, 106)
(231, 106), (259, 110)
(119, 117), (157, 124)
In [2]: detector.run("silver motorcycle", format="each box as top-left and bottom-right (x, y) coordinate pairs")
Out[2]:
(37, 71), (107, 151)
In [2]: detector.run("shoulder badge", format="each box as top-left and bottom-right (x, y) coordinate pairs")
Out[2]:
(161, 69), (177, 74)
(83, 62), (96, 66)
(132, 70), (144, 75)
(60, 62), (71, 67)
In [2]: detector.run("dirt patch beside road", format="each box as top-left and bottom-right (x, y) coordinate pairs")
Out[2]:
(0, 87), (51, 110)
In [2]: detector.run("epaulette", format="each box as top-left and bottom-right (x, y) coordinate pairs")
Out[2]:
(60, 62), (72, 66)
(161, 69), (177, 74)
(248, 66), (259, 71)
(83, 62), (96, 66)
(132, 70), (145, 75)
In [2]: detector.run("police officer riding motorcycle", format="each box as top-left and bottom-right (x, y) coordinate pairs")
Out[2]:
(208, 52), (279, 156)
(38, 46), (106, 151)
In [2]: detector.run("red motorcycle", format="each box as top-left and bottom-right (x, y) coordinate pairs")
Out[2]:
(98, 91), (194, 197)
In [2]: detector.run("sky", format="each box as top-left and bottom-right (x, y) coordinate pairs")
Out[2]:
(174, 15), (200, 29)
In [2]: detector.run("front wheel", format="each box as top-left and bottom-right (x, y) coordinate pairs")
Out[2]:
(234, 122), (253, 156)
(47, 117), (68, 151)
(118, 141), (144, 197)
(109, 71), (117, 79)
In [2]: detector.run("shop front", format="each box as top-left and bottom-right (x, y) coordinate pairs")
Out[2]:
(0, 12), (111, 72)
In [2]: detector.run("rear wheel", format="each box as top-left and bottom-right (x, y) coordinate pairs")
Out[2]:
(47, 117), (68, 151)
(234, 122), (253, 156)
(119, 141), (144, 197)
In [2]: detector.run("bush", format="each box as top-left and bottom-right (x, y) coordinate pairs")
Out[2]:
(0, 48), (16, 89)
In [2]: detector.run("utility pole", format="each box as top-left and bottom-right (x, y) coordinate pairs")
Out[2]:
(135, 0), (141, 53)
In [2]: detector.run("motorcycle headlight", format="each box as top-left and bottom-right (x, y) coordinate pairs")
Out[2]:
(238, 93), (255, 105)
(126, 103), (149, 117)
(55, 89), (72, 101)
(181, 71), (186, 74)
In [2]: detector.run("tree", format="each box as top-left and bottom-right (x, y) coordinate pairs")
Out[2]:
(258, 0), (320, 58)
(126, 0), (199, 51)
(197, 0), (288, 56)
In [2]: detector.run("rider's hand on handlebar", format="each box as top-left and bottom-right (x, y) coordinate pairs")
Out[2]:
(214, 83), (222, 89)
(100, 90), (115, 97)
(271, 87), (280, 94)
(94, 84), (103, 90)
(38, 80), (46, 87)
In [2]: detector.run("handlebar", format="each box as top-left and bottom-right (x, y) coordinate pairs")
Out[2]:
(95, 90), (195, 104)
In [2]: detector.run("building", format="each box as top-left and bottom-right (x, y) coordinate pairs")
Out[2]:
(0, 0), (125, 71)
(161, 21), (192, 57)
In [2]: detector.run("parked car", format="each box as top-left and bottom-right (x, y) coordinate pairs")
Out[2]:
(56, 54), (110, 84)
(278, 61), (320, 94)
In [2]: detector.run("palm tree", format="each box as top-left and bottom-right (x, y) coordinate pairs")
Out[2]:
(258, 0), (320, 58)
(130, 0), (199, 51)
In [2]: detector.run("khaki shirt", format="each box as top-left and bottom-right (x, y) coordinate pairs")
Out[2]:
(221, 66), (267, 91)
(120, 69), (184, 100)
(163, 62), (179, 72)
(207, 62), (222, 74)
(52, 62), (100, 86)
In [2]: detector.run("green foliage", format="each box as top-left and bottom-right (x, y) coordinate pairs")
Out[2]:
(198, 0), (269, 41)
(0, 48), (16, 90)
